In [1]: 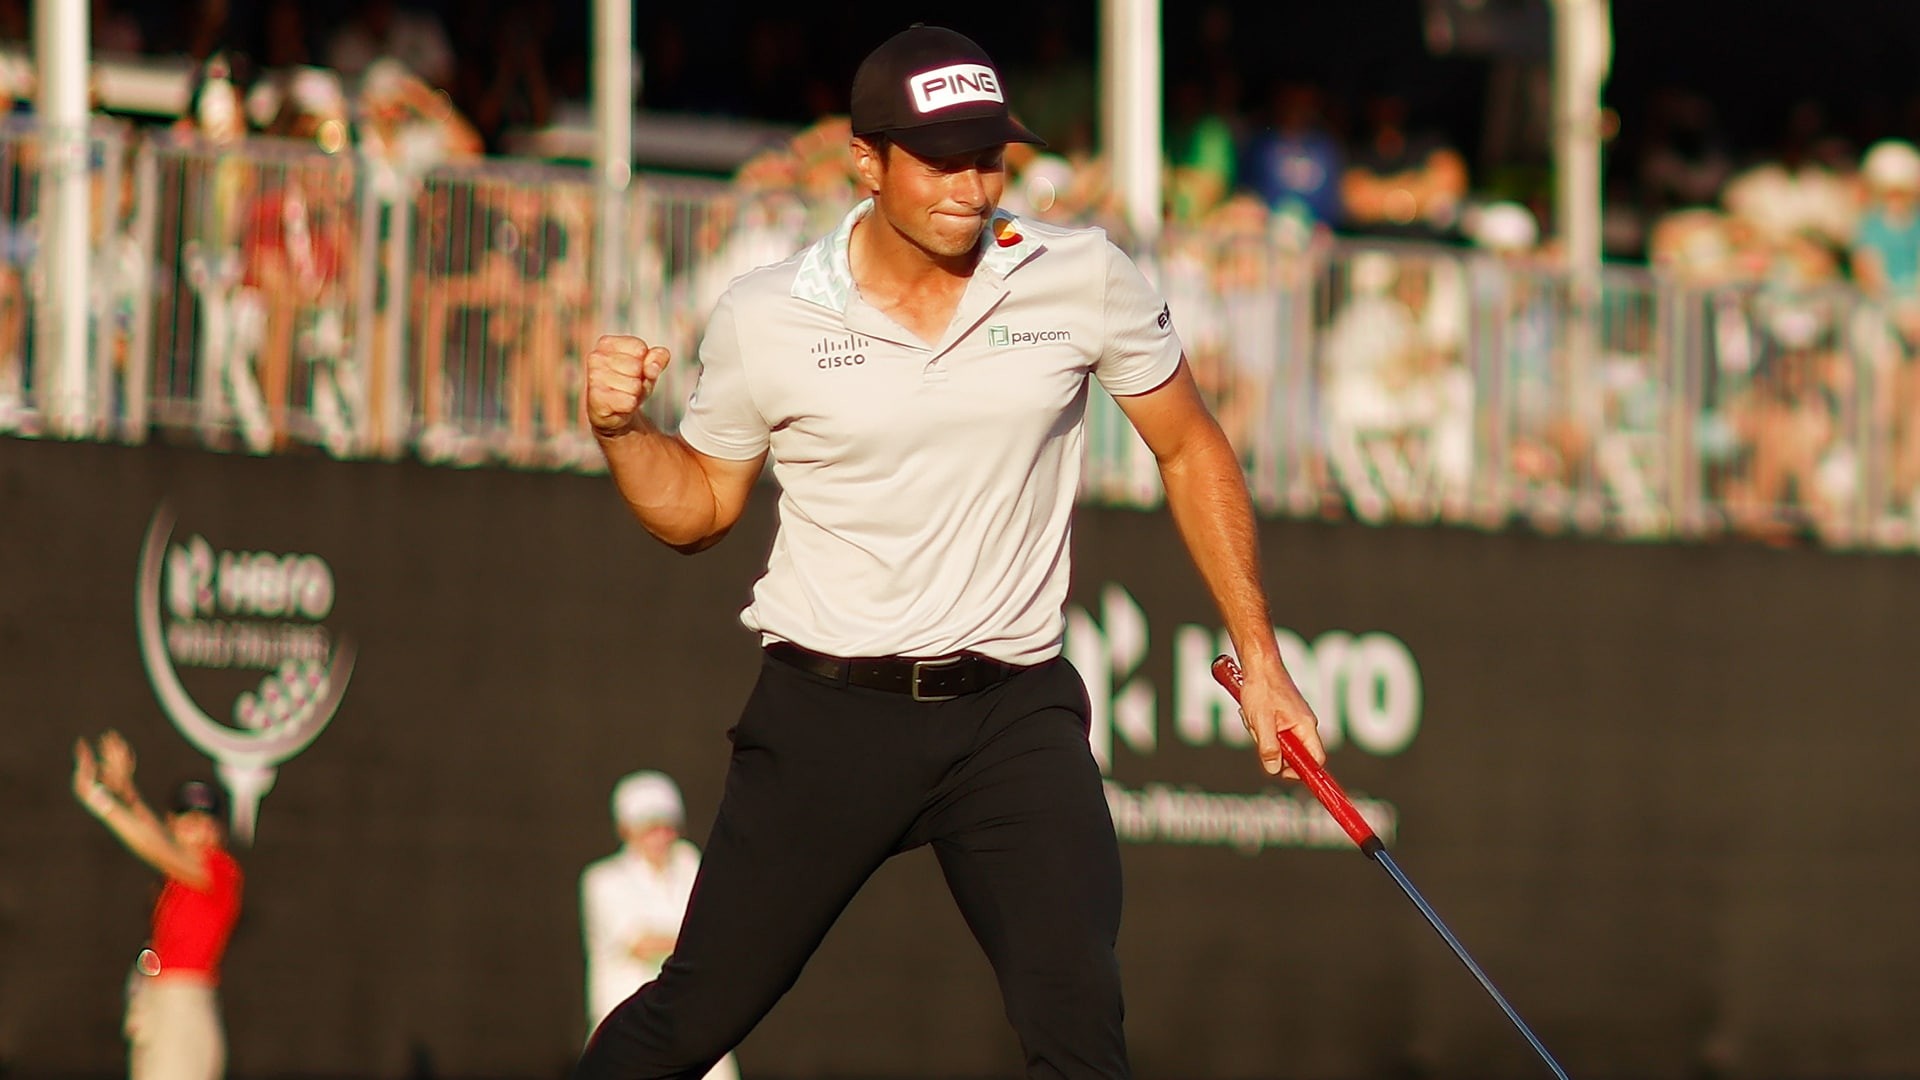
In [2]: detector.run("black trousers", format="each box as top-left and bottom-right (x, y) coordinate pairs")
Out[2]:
(575, 652), (1129, 1080)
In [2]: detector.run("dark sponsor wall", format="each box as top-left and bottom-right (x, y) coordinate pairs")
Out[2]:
(2, 438), (1916, 1080)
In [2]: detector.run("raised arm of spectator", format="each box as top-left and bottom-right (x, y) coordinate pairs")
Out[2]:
(391, 73), (484, 158)
(72, 736), (212, 890)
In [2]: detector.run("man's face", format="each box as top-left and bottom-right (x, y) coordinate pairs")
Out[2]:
(624, 821), (679, 861)
(858, 139), (1008, 260)
(169, 811), (220, 848)
(1879, 185), (1919, 215)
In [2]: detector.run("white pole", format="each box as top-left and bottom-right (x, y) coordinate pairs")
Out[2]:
(1552, 0), (1610, 301)
(593, 0), (633, 334)
(35, 0), (90, 435)
(1101, 0), (1162, 246)
(1552, 0), (1611, 526)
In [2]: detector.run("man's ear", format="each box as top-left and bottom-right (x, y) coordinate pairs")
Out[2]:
(851, 137), (887, 193)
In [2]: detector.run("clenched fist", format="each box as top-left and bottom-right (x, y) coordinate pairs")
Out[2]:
(585, 335), (672, 438)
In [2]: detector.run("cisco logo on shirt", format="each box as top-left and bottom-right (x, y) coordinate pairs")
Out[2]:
(812, 334), (873, 370)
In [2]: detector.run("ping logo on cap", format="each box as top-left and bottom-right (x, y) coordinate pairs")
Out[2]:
(909, 63), (1003, 114)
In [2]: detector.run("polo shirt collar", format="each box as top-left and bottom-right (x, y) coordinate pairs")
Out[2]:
(791, 198), (1044, 314)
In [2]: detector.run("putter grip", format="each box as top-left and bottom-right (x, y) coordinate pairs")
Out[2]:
(1211, 654), (1381, 852)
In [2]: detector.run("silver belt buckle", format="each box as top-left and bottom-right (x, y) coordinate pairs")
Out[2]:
(910, 657), (965, 702)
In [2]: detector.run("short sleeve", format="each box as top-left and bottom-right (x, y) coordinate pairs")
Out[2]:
(676, 291), (770, 460)
(1853, 213), (1887, 257)
(184, 848), (241, 898)
(1095, 241), (1185, 397)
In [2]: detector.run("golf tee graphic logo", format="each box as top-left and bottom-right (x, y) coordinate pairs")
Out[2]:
(136, 505), (354, 843)
(1065, 582), (1417, 854)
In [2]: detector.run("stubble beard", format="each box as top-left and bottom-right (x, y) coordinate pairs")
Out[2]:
(910, 208), (991, 261)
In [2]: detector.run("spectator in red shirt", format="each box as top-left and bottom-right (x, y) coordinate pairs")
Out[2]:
(73, 732), (243, 1080)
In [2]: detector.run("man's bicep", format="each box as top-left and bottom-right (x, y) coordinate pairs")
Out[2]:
(678, 291), (772, 460)
(1110, 356), (1215, 461)
(1094, 241), (1184, 395)
(689, 445), (768, 539)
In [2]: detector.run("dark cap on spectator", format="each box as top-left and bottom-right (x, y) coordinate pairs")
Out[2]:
(851, 25), (1044, 157)
(172, 780), (226, 819)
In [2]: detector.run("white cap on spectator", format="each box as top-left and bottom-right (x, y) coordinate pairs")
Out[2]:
(359, 58), (416, 106)
(1350, 250), (1399, 296)
(1863, 140), (1920, 191)
(1466, 201), (1538, 252)
(293, 68), (348, 119)
(612, 771), (684, 829)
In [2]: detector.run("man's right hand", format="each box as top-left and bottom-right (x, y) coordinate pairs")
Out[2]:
(99, 730), (138, 802)
(585, 335), (672, 438)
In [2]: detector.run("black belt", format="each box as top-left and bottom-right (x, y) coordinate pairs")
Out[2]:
(765, 642), (1025, 702)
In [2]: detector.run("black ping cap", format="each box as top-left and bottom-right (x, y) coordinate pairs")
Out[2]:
(850, 25), (1044, 157)
(172, 780), (227, 819)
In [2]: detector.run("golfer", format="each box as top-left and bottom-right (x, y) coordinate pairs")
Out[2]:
(576, 24), (1326, 1080)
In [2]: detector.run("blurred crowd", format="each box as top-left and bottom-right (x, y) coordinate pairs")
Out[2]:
(0, 29), (603, 468)
(5, 0), (1920, 551)
(0, 0), (573, 153)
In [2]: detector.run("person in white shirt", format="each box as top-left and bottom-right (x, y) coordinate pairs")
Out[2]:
(579, 771), (740, 1080)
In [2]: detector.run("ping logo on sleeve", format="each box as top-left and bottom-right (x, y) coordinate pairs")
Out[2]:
(1157, 304), (1172, 331)
(909, 64), (1004, 113)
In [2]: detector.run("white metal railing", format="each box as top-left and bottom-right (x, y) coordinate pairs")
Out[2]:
(143, 136), (363, 454)
(6, 123), (1920, 554)
(0, 117), (134, 440)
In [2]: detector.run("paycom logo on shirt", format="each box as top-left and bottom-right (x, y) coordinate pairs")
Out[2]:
(988, 324), (1072, 347)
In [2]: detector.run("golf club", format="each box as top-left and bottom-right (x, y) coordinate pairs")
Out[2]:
(1211, 654), (1573, 1080)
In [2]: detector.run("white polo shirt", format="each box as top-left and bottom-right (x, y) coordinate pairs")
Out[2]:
(678, 199), (1183, 665)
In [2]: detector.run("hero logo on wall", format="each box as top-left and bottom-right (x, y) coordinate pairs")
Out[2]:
(1066, 583), (1420, 856)
(135, 505), (354, 843)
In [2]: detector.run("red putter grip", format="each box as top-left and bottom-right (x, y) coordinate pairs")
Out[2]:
(1210, 655), (1381, 852)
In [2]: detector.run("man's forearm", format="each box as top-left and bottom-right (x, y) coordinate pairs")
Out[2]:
(118, 787), (163, 831)
(1156, 426), (1284, 673)
(83, 787), (205, 886)
(597, 420), (724, 553)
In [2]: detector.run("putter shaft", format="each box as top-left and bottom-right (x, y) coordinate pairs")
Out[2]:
(1373, 849), (1572, 1080)
(1211, 654), (1573, 1080)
